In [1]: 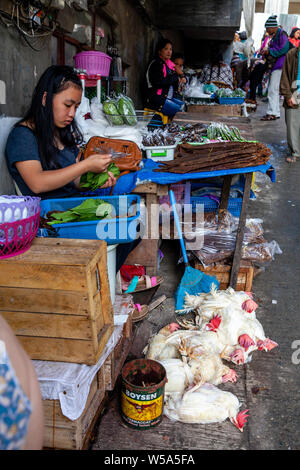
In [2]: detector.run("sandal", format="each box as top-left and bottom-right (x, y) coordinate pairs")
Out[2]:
(260, 115), (279, 121)
(123, 275), (164, 293)
(286, 156), (297, 163)
(132, 304), (150, 322)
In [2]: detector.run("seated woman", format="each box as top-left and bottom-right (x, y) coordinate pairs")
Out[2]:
(145, 38), (185, 117)
(5, 65), (116, 199)
(5, 65), (139, 272)
(199, 50), (233, 88)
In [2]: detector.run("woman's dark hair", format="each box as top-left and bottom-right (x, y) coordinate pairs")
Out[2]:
(209, 50), (224, 81)
(290, 27), (300, 38)
(19, 65), (83, 170)
(172, 52), (185, 62)
(155, 38), (173, 56)
(238, 31), (248, 41)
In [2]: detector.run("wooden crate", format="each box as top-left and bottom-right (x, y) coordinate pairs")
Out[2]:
(43, 368), (107, 450)
(0, 238), (114, 365)
(43, 316), (134, 450)
(186, 104), (242, 116)
(103, 314), (134, 391)
(193, 260), (254, 292)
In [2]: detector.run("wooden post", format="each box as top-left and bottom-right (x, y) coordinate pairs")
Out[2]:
(229, 172), (252, 289)
(218, 175), (233, 214)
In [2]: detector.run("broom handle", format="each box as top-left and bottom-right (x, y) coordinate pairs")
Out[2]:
(169, 190), (189, 266)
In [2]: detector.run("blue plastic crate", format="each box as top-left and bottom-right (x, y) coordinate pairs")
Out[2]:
(218, 97), (245, 105)
(191, 196), (242, 217)
(39, 195), (140, 244)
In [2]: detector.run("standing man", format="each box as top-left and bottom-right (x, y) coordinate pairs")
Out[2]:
(261, 15), (289, 121)
(280, 44), (300, 163)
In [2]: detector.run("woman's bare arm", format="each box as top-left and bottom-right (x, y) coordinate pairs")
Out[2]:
(15, 153), (112, 194)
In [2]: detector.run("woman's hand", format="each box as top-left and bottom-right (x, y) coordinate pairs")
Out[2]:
(99, 171), (117, 189)
(86, 153), (112, 173)
(287, 96), (297, 108)
(174, 64), (183, 75)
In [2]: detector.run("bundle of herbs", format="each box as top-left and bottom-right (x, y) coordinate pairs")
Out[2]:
(79, 162), (120, 191)
(45, 198), (114, 225)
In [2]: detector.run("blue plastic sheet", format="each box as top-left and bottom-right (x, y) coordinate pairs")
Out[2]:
(110, 159), (276, 195)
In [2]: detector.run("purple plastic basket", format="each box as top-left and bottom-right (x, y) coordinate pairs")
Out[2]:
(0, 196), (41, 259)
(74, 51), (112, 76)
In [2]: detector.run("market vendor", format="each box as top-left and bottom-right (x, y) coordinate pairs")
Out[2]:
(145, 38), (185, 117)
(5, 65), (140, 272)
(199, 50), (234, 88)
(5, 65), (116, 200)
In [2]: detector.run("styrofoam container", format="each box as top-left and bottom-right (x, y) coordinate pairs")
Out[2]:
(107, 244), (118, 304)
(143, 144), (177, 161)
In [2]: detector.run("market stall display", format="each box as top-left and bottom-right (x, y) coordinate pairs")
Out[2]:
(155, 141), (271, 173)
(144, 286), (278, 430)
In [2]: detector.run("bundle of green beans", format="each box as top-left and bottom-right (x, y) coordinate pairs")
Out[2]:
(206, 122), (245, 142)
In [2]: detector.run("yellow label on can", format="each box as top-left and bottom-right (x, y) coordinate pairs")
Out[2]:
(121, 391), (163, 423)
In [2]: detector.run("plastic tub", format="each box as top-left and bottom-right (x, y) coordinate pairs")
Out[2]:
(191, 196), (242, 217)
(40, 195), (140, 244)
(218, 97), (245, 105)
(143, 144), (177, 161)
(74, 51), (112, 76)
(107, 243), (118, 304)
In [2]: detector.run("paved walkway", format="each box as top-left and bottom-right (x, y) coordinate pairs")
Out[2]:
(91, 100), (300, 450)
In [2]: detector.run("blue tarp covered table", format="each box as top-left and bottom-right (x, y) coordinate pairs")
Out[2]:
(83, 158), (275, 286)
(110, 159), (275, 195)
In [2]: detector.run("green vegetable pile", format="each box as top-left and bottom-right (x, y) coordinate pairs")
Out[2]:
(207, 122), (245, 141)
(46, 198), (114, 225)
(215, 88), (246, 98)
(79, 162), (120, 191)
(103, 94), (137, 126)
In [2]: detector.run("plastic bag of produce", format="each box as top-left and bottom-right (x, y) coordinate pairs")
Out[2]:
(103, 97), (124, 126)
(117, 94), (137, 126)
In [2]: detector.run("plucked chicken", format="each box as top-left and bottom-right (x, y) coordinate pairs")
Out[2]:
(143, 323), (181, 360)
(164, 383), (249, 431)
(158, 359), (194, 394)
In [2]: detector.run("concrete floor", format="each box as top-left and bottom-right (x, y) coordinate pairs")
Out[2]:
(91, 99), (300, 451)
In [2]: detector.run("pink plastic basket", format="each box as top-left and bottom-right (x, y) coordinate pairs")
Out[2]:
(0, 210), (40, 260)
(74, 51), (112, 76)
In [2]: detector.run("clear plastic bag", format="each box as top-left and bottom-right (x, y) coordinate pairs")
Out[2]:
(242, 240), (282, 264)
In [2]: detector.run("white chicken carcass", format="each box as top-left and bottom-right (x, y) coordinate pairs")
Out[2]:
(197, 305), (278, 364)
(165, 327), (236, 360)
(182, 287), (255, 325)
(158, 359), (194, 394)
(187, 353), (237, 390)
(164, 383), (249, 432)
(143, 323), (182, 360)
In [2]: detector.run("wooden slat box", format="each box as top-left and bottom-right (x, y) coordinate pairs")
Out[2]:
(0, 238), (114, 365)
(103, 313), (134, 391)
(193, 260), (254, 292)
(43, 368), (106, 450)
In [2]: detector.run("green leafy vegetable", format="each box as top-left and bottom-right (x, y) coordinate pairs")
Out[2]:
(117, 96), (137, 126)
(47, 198), (114, 225)
(103, 99), (124, 125)
(79, 163), (120, 191)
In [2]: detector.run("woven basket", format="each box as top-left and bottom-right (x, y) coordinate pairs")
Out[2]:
(0, 196), (41, 259)
(74, 51), (112, 76)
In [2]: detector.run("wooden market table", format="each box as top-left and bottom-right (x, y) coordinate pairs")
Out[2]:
(124, 111), (273, 288)
(125, 182), (168, 276)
